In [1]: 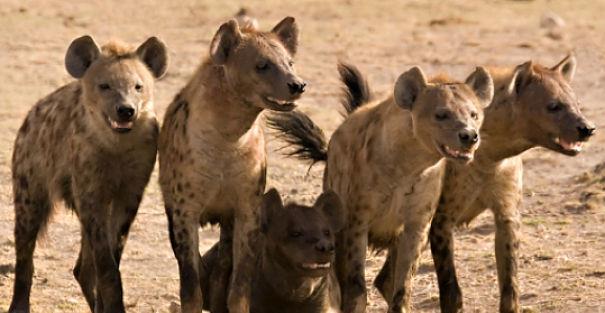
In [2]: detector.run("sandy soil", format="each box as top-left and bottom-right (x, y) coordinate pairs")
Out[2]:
(0, 0), (604, 312)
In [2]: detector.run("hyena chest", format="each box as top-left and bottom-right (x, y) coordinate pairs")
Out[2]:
(185, 131), (266, 215)
(368, 162), (445, 245)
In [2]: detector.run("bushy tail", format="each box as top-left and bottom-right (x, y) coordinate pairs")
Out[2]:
(266, 62), (371, 164)
(338, 62), (372, 115)
(266, 110), (328, 164)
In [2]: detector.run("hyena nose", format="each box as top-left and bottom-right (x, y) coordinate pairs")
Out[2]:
(315, 241), (335, 253)
(116, 105), (135, 121)
(288, 81), (306, 95)
(577, 124), (596, 140)
(458, 129), (479, 146)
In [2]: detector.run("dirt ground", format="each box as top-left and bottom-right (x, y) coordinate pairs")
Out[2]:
(1, 0), (604, 312)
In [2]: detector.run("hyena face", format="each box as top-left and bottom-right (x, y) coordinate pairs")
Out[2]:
(394, 66), (494, 163)
(509, 55), (596, 156)
(261, 189), (344, 278)
(209, 17), (306, 111)
(65, 36), (168, 133)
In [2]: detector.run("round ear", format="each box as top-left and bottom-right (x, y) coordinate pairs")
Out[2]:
(551, 53), (576, 83)
(506, 61), (534, 96)
(260, 188), (284, 233)
(393, 66), (427, 110)
(315, 190), (345, 232)
(65, 35), (100, 79)
(271, 16), (299, 56)
(465, 66), (494, 108)
(210, 19), (242, 65)
(136, 37), (168, 79)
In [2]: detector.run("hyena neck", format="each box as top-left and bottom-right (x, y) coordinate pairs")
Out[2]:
(186, 60), (264, 141)
(258, 251), (327, 304)
(479, 93), (534, 162)
(379, 99), (442, 174)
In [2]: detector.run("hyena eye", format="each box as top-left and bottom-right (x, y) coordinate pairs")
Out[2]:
(256, 61), (269, 72)
(288, 60), (294, 67)
(435, 112), (449, 121)
(98, 83), (111, 91)
(323, 230), (331, 236)
(547, 101), (562, 113)
(289, 231), (302, 238)
(135, 84), (143, 92)
(470, 112), (478, 120)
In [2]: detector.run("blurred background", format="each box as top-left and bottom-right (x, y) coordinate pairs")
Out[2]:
(0, 0), (604, 312)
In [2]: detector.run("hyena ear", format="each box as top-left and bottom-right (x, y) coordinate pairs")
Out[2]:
(271, 17), (299, 56)
(551, 53), (576, 83)
(315, 190), (345, 232)
(260, 188), (284, 234)
(136, 37), (168, 79)
(65, 35), (100, 79)
(394, 66), (427, 110)
(210, 19), (242, 65)
(465, 66), (494, 108)
(506, 61), (534, 96)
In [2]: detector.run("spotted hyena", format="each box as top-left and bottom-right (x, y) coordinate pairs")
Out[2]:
(428, 54), (596, 313)
(267, 62), (494, 312)
(158, 17), (305, 313)
(200, 188), (344, 313)
(8, 35), (167, 313)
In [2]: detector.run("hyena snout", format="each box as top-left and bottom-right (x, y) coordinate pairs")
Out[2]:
(315, 239), (335, 253)
(287, 79), (306, 96)
(115, 103), (136, 122)
(577, 122), (596, 141)
(458, 128), (479, 147)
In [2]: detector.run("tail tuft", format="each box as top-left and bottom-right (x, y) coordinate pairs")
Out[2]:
(338, 62), (372, 115)
(266, 110), (328, 164)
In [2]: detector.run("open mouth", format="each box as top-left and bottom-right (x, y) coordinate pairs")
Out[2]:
(263, 96), (297, 111)
(301, 262), (330, 270)
(554, 137), (584, 154)
(107, 116), (133, 133)
(438, 144), (474, 161)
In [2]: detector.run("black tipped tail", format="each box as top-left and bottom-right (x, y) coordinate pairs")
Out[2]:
(338, 62), (372, 115)
(266, 110), (328, 164)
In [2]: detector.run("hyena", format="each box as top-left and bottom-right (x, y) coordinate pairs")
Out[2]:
(200, 188), (344, 313)
(9, 35), (167, 313)
(428, 54), (596, 313)
(267, 63), (494, 313)
(158, 18), (305, 313)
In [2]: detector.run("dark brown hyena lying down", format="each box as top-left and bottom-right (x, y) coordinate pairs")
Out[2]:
(200, 189), (344, 313)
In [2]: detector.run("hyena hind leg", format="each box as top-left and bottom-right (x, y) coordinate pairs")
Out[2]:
(9, 187), (52, 313)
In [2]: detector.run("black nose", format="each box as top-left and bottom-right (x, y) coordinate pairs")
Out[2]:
(116, 105), (135, 121)
(315, 241), (334, 253)
(288, 81), (306, 95)
(458, 129), (479, 146)
(577, 125), (596, 140)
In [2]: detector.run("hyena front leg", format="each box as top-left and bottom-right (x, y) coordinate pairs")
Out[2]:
(227, 209), (259, 313)
(207, 223), (233, 313)
(339, 223), (369, 313)
(493, 201), (522, 313)
(9, 187), (52, 313)
(73, 233), (96, 311)
(76, 193), (125, 313)
(166, 204), (203, 313)
(388, 218), (432, 313)
(429, 207), (463, 313)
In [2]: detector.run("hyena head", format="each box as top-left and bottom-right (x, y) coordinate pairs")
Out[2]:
(506, 54), (595, 156)
(209, 17), (306, 111)
(260, 189), (344, 278)
(394, 66), (494, 163)
(65, 35), (168, 134)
